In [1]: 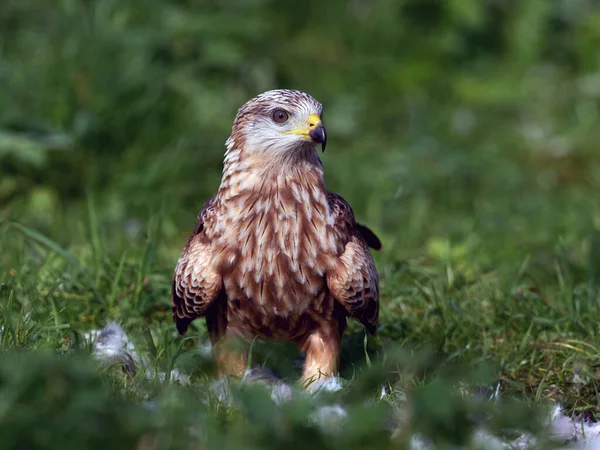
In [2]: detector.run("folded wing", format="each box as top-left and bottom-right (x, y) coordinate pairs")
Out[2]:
(172, 197), (222, 335)
(326, 192), (380, 334)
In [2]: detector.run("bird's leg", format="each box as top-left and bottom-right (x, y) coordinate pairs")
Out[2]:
(299, 324), (341, 387)
(205, 299), (248, 379)
(212, 334), (249, 379)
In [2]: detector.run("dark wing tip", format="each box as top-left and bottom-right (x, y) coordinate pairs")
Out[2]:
(174, 315), (191, 335)
(356, 223), (382, 251)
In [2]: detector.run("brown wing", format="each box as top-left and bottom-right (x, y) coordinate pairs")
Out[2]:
(326, 192), (380, 334)
(172, 197), (222, 335)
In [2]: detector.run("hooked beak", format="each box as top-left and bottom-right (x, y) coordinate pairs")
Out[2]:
(308, 114), (327, 152)
(309, 123), (327, 152)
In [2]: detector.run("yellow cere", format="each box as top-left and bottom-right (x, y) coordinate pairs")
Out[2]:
(307, 113), (321, 128)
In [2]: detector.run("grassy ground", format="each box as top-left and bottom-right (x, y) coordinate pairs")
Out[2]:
(2, 0), (600, 448)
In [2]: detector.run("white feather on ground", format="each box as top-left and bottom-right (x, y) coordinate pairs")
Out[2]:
(87, 322), (189, 384)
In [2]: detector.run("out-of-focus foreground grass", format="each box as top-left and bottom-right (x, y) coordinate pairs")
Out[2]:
(1, 1), (600, 448)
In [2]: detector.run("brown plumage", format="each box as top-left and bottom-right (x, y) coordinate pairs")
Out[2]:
(172, 89), (380, 385)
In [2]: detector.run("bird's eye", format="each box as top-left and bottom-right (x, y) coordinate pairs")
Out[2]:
(272, 109), (289, 124)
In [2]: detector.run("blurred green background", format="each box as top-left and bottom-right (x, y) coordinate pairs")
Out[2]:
(2, 0), (600, 448)
(2, 0), (600, 256)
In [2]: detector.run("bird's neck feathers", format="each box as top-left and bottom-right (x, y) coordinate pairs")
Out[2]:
(218, 136), (326, 200)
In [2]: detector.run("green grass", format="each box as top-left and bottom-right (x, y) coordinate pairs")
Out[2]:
(2, 0), (600, 448)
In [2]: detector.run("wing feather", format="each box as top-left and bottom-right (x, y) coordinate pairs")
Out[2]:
(356, 222), (382, 250)
(326, 192), (380, 334)
(172, 197), (222, 335)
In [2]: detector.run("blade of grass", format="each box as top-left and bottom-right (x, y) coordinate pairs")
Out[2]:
(108, 250), (128, 319)
(86, 191), (104, 287)
(9, 220), (103, 303)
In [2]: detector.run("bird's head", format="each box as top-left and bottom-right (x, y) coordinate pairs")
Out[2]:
(228, 89), (327, 159)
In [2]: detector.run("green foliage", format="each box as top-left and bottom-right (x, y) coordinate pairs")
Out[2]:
(2, 0), (600, 447)
(0, 351), (150, 450)
(0, 341), (552, 450)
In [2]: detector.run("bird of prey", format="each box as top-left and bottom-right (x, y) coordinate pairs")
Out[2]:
(172, 89), (380, 386)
